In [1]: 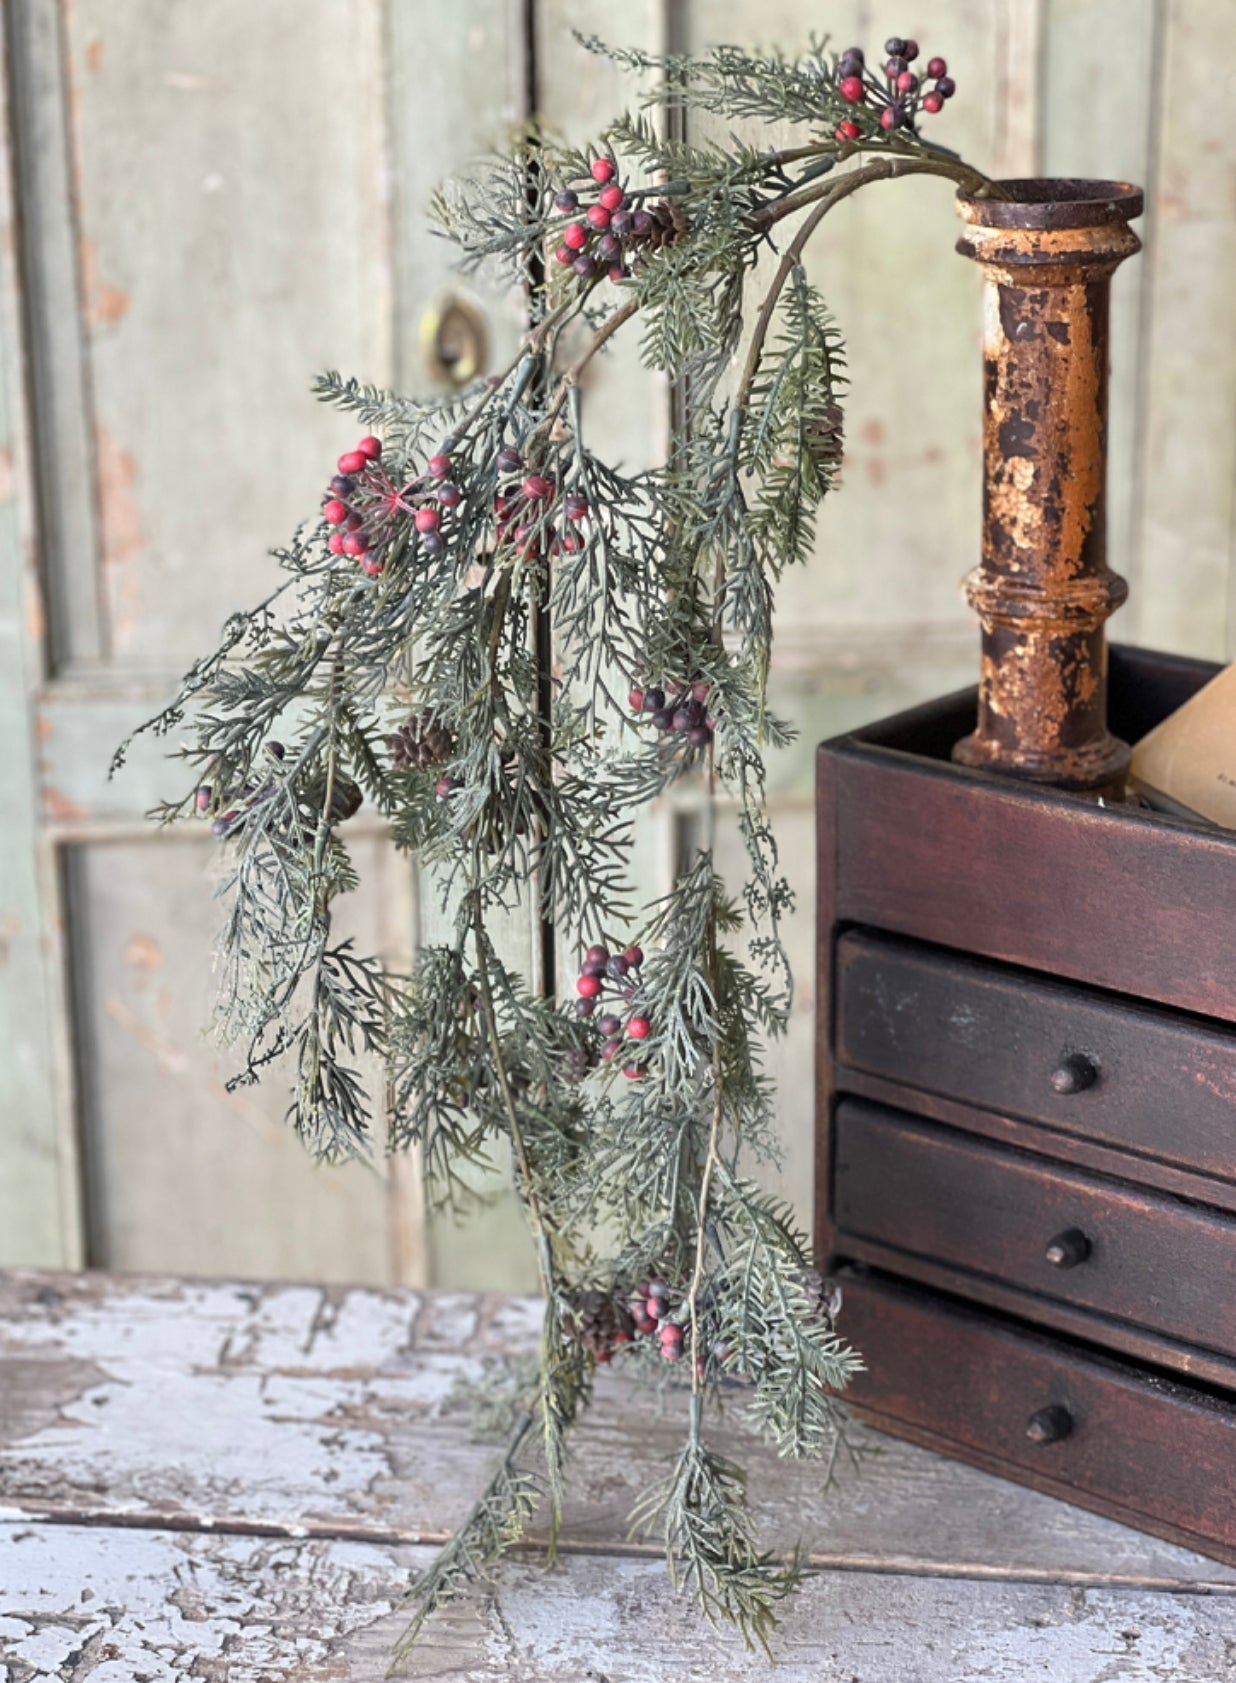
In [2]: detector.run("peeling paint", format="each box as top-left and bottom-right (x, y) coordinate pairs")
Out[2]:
(78, 237), (130, 326)
(94, 427), (145, 653)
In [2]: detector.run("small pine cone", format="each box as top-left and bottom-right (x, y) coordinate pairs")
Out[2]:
(643, 197), (687, 251)
(804, 402), (845, 479)
(564, 1290), (636, 1359)
(387, 714), (455, 770)
(561, 1045), (596, 1085)
(798, 1267), (843, 1331)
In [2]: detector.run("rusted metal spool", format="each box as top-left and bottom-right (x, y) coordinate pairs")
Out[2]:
(952, 179), (1144, 792)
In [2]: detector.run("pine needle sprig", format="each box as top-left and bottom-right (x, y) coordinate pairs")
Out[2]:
(388, 1409), (543, 1673)
(122, 24), (994, 1664)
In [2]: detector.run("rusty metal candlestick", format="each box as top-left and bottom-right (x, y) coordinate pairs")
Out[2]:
(952, 179), (1144, 791)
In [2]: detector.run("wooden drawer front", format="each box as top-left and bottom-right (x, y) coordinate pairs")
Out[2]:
(834, 1100), (1236, 1357)
(835, 930), (1236, 1184)
(839, 1269), (1236, 1557)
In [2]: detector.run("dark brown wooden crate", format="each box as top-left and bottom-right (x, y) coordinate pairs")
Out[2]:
(833, 1099), (1236, 1361)
(821, 647), (1236, 1025)
(838, 1268), (1236, 1566)
(816, 645), (1236, 1567)
(835, 930), (1236, 1187)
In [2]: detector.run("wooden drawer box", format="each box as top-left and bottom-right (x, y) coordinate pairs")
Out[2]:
(839, 1268), (1236, 1567)
(833, 1099), (1236, 1365)
(817, 644), (1236, 1563)
(836, 931), (1236, 1189)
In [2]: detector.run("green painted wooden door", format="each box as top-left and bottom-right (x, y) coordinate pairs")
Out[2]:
(3, 0), (1233, 1285)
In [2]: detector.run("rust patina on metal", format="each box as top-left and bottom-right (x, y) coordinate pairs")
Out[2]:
(952, 179), (1144, 791)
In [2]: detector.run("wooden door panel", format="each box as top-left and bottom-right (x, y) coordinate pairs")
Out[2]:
(67, 834), (400, 1283)
(0, 0), (520, 1283)
(58, 0), (389, 669)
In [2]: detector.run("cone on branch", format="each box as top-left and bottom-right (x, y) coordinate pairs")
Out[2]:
(387, 714), (455, 770)
(563, 1289), (635, 1360)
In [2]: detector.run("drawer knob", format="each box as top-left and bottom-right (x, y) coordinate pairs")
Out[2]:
(1044, 1228), (1092, 1269)
(1026, 1404), (1074, 1446)
(1050, 1053), (1098, 1095)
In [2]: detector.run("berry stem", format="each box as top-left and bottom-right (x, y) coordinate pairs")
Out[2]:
(751, 147), (990, 236)
(472, 906), (558, 1301)
(545, 294), (643, 424)
(735, 151), (988, 424)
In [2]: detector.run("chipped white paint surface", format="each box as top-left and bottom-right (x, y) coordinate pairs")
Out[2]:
(3, 1525), (1236, 1682)
(4, 1271), (1236, 1678)
(4, 1269), (1235, 1592)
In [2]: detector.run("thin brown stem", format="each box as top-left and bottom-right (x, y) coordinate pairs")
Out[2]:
(753, 149), (990, 235)
(472, 904), (555, 1299)
(735, 154), (986, 419)
(545, 294), (643, 423)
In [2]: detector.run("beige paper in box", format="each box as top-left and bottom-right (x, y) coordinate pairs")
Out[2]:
(1132, 663), (1236, 826)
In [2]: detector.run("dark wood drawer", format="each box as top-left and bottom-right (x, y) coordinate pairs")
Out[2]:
(838, 1268), (1236, 1563)
(835, 930), (1236, 1185)
(833, 1100), (1236, 1358)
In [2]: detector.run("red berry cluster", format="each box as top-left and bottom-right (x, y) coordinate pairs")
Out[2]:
(627, 678), (715, 750)
(321, 436), (464, 577)
(491, 445), (589, 562)
(834, 37), (956, 136)
(629, 1279), (688, 1364)
(574, 942), (650, 1079)
(551, 156), (663, 286)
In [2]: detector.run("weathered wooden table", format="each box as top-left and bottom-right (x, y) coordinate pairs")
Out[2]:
(2, 1271), (1235, 1680)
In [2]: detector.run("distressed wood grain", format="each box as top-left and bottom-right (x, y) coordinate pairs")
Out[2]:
(1040, 0), (1161, 618)
(0, 8), (82, 1269)
(3, 1270), (1233, 1593)
(64, 840), (402, 1284)
(1134, 0), (1236, 657)
(3, 1521), (1236, 1682)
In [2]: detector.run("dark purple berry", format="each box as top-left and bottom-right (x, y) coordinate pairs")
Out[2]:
(651, 709), (674, 731)
(885, 55), (908, 77)
(903, 39), (919, 61)
(643, 687), (665, 713)
(884, 36), (907, 55)
(671, 709), (692, 733)
(610, 209), (634, 236)
(421, 529), (445, 557)
(437, 482), (462, 507)
(597, 233), (621, 261)
(606, 954), (629, 979)
(576, 997), (596, 1018)
(598, 1013), (622, 1037)
(496, 447), (522, 474)
(936, 75), (956, 97)
(330, 474), (356, 496)
(554, 188), (579, 212)
(573, 255), (597, 279)
(632, 210), (652, 236)
(585, 944), (610, 967)
(688, 726), (713, 748)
